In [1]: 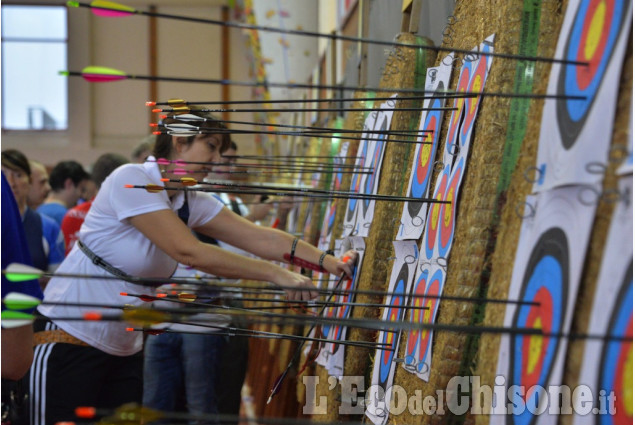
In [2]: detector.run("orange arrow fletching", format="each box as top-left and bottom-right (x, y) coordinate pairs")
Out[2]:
(75, 407), (97, 419)
(83, 312), (103, 321)
(90, 0), (135, 17)
(122, 308), (170, 327)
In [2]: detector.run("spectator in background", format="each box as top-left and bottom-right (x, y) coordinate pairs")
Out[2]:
(131, 135), (155, 163)
(212, 141), (272, 223)
(78, 178), (99, 205)
(1, 150), (65, 283)
(1, 172), (44, 380)
(37, 160), (91, 225)
(27, 160), (51, 210)
(61, 153), (129, 256)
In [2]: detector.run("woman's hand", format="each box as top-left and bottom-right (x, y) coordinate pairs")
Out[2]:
(274, 269), (319, 301)
(323, 249), (358, 279)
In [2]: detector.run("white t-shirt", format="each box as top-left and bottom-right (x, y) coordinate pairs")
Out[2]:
(38, 159), (224, 356)
(215, 192), (251, 257)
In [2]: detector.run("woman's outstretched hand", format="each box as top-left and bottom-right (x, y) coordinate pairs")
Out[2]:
(275, 269), (319, 301)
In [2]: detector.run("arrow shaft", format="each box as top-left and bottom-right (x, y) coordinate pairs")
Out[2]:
(75, 2), (587, 66)
(151, 91), (585, 107)
(139, 184), (449, 204)
(159, 126), (432, 144)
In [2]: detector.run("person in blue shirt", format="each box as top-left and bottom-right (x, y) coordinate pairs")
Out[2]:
(1, 171), (44, 379)
(1, 150), (65, 288)
(37, 160), (91, 225)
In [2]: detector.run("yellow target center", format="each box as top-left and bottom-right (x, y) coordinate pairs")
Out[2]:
(423, 304), (432, 323)
(470, 76), (482, 112)
(431, 203), (441, 229)
(527, 317), (543, 375)
(420, 145), (431, 168)
(585, 2), (606, 61)
(444, 187), (455, 226)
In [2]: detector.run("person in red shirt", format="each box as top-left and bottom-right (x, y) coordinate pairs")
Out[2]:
(61, 153), (128, 255)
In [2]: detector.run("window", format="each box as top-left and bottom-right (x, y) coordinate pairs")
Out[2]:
(1, 5), (68, 130)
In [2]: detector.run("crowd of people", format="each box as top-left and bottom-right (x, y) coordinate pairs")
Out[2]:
(1, 111), (358, 425)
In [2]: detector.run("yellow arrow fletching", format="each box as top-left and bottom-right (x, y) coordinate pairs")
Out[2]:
(90, 0), (136, 17)
(81, 66), (128, 82)
(113, 403), (164, 422)
(122, 308), (170, 327)
(178, 293), (197, 302)
(145, 184), (165, 193)
(180, 177), (198, 186)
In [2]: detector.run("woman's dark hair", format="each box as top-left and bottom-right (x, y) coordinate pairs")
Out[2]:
(153, 111), (231, 160)
(1, 149), (31, 177)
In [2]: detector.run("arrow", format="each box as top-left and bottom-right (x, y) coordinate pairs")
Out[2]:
(127, 182), (451, 204)
(151, 105), (455, 114)
(127, 326), (392, 350)
(2, 297), (629, 344)
(152, 122), (434, 145)
(3, 263), (226, 287)
(3, 264), (540, 308)
(73, 402), (381, 425)
(61, 66), (435, 93)
(267, 271), (349, 404)
(67, 1), (588, 66)
(147, 91), (585, 107)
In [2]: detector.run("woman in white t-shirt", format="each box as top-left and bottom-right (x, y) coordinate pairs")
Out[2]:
(30, 113), (357, 425)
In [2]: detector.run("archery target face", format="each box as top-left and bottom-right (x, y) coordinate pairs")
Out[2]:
(417, 267), (445, 373)
(556, 0), (629, 149)
(596, 263), (632, 425)
(378, 263), (409, 387)
(404, 267), (429, 369)
(533, 1), (631, 192)
(442, 66), (470, 165)
(328, 274), (355, 355)
(407, 83), (446, 219)
(361, 121), (387, 216)
(343, 140), (367, 235)
(423, 164), (452, 260)
(438, 157), (464, 258)
(508, 228), (569, 425)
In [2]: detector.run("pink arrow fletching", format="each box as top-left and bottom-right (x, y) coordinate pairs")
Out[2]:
(82, 73), (128, 82)
(90, 0), (135, 17)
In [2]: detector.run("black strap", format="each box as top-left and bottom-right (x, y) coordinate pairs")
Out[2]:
(177, 193), (190, 225)
(77, 194), (193, 285)
(229, 198), (241, 215)
(77, 240), (136, 283)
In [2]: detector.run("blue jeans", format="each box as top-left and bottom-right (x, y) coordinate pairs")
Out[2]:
(143, 332), (227, 418)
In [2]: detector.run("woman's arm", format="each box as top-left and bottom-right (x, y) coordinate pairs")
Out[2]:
(195, 208), (358, 277)
(129, 209), (319, 300)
